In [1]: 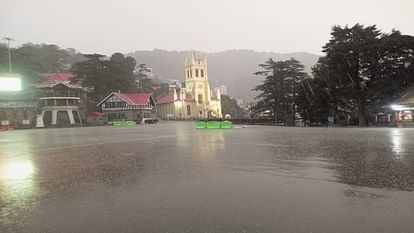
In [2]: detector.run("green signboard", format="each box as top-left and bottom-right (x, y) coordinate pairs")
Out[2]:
(206, 121), (221, 129)
(196, 120), (233, 129)
(220, 120), (233, 129)
(111, 121), (136, 126)
(196, 121), (206, 129)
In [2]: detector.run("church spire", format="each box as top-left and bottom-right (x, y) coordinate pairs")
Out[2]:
(191, 49), (195, 63)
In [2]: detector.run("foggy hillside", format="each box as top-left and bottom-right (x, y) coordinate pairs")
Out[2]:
(128, 49), (320, 102)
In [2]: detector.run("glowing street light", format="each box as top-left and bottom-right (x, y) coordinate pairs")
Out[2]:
(0, 76), (22, 91)
(391, 105), (401, 111)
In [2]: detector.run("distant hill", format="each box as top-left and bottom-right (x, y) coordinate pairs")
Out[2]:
(128, 49), (320, 102)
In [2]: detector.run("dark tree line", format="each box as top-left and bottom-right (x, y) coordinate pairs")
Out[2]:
(254, 24), (414, 126)
(0, 43), (84, 87)
(71, 53), (138, 110)
(221, 95), (246, 118)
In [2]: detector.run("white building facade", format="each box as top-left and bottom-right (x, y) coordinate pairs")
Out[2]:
(157, 55), (222, 119)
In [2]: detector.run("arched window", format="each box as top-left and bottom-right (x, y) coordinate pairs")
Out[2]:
(198, 94), (203, 104)
(187, 105), (191, 115)
(43, 111), (52, 127)
(201, 69), (204, 77)
(195, 69), (199, 77)
(57, 111), (70, 125)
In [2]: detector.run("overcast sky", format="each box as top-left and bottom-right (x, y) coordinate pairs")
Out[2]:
(1, 0), (413, 55)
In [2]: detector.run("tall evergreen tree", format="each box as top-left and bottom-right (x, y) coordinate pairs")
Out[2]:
(221, 95), (246, 118)
(135, 64), (154, 93)
(321, 24), (414, 126)
(253, 58), (307, 125)
(71, 53), (137, 110)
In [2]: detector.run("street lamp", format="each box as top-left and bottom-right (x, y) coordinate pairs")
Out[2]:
(2, 37), (14, 73)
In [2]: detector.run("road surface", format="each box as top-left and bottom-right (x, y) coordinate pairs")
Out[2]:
(1, 122), (414, 232)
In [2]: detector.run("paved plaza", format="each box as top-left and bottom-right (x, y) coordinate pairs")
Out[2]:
(1, 122), (414, 233)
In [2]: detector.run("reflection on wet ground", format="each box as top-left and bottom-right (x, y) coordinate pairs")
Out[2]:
(0, 123), (413, 233)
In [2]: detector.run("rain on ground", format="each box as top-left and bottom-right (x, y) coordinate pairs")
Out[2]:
(1, 122), (414, 233)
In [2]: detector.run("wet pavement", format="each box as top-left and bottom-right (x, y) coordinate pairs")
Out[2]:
(1, 122), (414, 233)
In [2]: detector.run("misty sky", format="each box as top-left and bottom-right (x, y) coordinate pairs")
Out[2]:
(1, 0), (413, 55)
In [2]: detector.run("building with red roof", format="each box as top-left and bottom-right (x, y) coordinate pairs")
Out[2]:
(33, 73), (86, 128)
(97, 92), (157, 122)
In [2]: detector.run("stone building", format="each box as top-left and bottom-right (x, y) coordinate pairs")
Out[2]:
(156, 55), (222, 119)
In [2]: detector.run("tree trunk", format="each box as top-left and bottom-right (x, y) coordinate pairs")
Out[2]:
(357, 98), (369, 127)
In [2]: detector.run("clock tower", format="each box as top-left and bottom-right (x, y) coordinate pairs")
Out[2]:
(185, 53), (211, 117)
(156, 53), (222, 120)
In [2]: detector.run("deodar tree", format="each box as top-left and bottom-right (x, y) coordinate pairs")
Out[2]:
(71, 53), (137, 110)
(322, 24), (414, 126)
(253, 58), (307, 125)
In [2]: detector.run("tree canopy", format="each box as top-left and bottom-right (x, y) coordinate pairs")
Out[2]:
(135, 64), (154, 93)
(0, 43), (84, 87)
(253, 58), (307, 125)
(71, 53), (137, 110)
(221, 95), (246, 118)
(298, 24), (414, 126)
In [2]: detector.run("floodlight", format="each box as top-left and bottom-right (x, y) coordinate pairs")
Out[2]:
(0, 77), (22, 91)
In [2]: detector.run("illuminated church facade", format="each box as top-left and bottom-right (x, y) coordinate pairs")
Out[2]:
(157, 55), (222, 119)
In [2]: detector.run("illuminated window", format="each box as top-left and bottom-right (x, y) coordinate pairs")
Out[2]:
(398, 111), (413, 121)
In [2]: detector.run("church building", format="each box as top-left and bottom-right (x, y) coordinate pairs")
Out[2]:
(157, 55), (222, 119)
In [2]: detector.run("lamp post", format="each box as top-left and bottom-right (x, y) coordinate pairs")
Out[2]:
(2, 37), (14, 73)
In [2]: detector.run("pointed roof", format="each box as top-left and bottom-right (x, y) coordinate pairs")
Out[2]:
(41, 72), (74, 82)
(156, 94), (175, 105)
(117, 93), (152, 105)
(97, 92), (153, 106)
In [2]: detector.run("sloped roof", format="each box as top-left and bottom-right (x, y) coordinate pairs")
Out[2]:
(36, 72), (82, 89)
(156, 94), (175, 105)
(41, 72), (74, 82)
(393, 86), (414, 105)
(97, 92), (153, 106)
(34, 82), (81, 89)
(117, 93), (152, 105)
(88, 112), (105, 117)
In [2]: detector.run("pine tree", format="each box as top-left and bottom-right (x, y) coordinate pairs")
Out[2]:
(253, 58), (307, 125)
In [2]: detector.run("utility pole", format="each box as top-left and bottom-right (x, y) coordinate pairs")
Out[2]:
(292, 75), (296, 126)
(2, 37), (14, 73)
